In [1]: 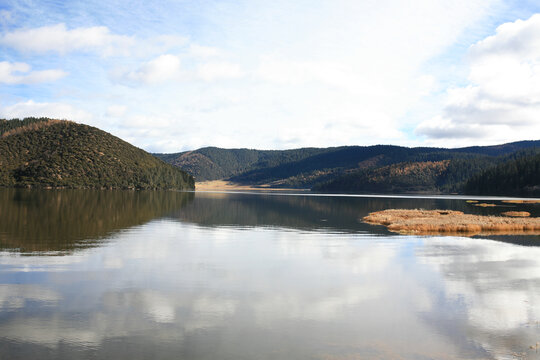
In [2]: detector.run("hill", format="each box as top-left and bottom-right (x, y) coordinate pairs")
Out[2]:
(0, 118), (194, 190)
(313, 160), (452, 193)
(464, 152), (540, 196)
(154, 147), (327, 181)
(312, 154), (522, 194)
(157, 141), (540, 194)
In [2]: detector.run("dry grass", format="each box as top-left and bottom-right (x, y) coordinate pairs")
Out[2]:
(502, 200), (540, 204)
(195, 180), (300, 192)
(502, 211), (531, 217)
(1, 119), (66, 137)
(474, 203), (498, 207)
(363, 209), (540, 236)
(466, 200), (479, 203)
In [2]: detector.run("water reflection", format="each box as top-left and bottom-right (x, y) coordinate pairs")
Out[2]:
(418, 238), (540, 358)
(1, 189), (538, 253)
(0, 223), (480, 359)
(0, 189), (193, 253)
(0, 190), (539, 359)
(174, 192), (540, 245)
(0, 284), (61, 310)
(171, 192), (485, 233)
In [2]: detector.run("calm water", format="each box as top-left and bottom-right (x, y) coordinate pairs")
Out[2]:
(1, 189), (540, 360)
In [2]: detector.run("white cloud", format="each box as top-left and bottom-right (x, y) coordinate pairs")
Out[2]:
(416, 14), (540, 145)
(0, 23), (134, 55)
(0, 100), (92, 122)
(106, 105), (127, 118)
(0, 10), (12, 27)
(257, 58), (347, 87)
(113, 54), (245, 85)
(196, 61), (244, 81)
(144, 35), (189, 54)
(113, 54), (182, 85)
(0, 0), (513, 151)
(415, 115), (490, 140)
(470, 15), (540, 60)
(154, 0), (496, 150)
(0, 61), (66, 84)
(187, 44), (222, 58)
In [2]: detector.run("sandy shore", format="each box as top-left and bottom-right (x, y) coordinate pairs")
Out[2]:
(195, 180), (303, 192)
(363, 209), (540, 236)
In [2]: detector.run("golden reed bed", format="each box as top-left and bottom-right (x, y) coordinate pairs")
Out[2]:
(195, 180), (300, 192)
(363, 209), (540, 236)
(502, 200), (540, 204)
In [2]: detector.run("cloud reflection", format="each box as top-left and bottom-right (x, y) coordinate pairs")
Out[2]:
(4, 199), (539, 359)
(0, 284), (61, 310)
(418, 237), (540, 358)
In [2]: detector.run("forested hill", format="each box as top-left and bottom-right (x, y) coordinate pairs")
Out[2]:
(154, 147), (328, 181)
(156, 141), (540, 195)
(0, 118), (194, 190)
(464, 152), (540, 196)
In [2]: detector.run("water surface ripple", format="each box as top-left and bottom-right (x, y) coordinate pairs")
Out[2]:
(1, 189), (539, 359)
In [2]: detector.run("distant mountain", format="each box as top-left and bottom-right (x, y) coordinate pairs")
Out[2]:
(313, 160), (452, 193)
(464, 151), (540, 196)
(312, 155), (513, 194)
(155, 145), (452, 182)
(449, 141), (540, 157)
(0, 118), (194, 190)
(154, 146), (327, 181)
(157, 141), (540, 195)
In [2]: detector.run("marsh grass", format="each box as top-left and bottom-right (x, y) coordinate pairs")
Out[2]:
(363, 209), (540, 236)
(474, 203), (498, 207)
(503, 200), (540, 204)
(502, 211), (531, 217)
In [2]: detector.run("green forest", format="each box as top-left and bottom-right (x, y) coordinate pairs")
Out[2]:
(157, 141), (540, 196)
(464, 151), (540, 196)
(0, 118), (194, 190)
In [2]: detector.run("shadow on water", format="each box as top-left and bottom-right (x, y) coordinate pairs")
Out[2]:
(172, 192), (540, 245)
(0, 189), (194, 253)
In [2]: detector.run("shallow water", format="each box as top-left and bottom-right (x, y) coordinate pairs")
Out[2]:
(1, 189), (540, 359)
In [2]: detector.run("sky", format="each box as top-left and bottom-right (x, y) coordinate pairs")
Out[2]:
(1, 0), (540, 153)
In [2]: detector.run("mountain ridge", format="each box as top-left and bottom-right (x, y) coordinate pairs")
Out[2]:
(156, 141), (540, 195)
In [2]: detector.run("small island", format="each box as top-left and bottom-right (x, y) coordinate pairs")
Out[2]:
(363, 209), (540, 236)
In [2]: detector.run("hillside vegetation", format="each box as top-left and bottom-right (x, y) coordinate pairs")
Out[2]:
(155, 147), (327, 181)
(158, 141), (540, 195)
(313, 160), (451, 193)
(312, 152), (538, 194)
(464, 152), (540, 196)
(0, 118), (194, 190)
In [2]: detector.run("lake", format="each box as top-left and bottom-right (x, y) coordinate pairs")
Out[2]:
(1, 189), (540, 359)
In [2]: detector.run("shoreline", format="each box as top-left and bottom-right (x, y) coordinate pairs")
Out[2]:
(195, 180), (304, 192)
(194, 182), (540, 201)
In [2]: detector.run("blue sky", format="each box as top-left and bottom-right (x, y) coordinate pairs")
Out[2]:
(1, 0), (540, 152)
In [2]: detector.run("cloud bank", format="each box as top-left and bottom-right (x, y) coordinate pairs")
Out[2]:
(0, 61), (66, 84)
(416, 14), (540, 146)
(0, 23), (134, 55)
